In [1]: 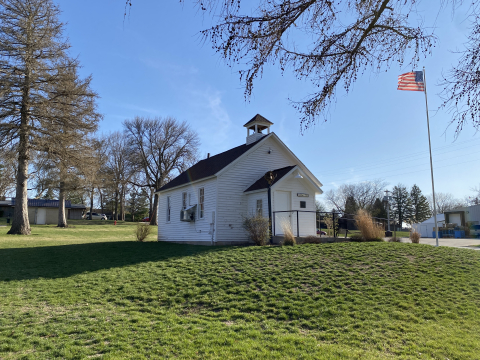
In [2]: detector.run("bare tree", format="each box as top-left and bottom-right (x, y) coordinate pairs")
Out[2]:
(427, 192), (465, 214)
(198, 0), (434, 132)
(0, 0), (96, 234)
(123, 116), (200, 225)
(441, 13), (480, 135)
(104, 132), (134, 221)
(325, 180), (387, 213)
(0, 145), (16, 198)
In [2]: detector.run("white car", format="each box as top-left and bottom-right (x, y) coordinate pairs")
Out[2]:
(83, 212), (107, 220)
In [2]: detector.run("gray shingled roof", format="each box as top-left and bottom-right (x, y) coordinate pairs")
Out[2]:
(158, 134), (271, 192)
(10, 199), (86, 209)
(244, 165), (296, 192)
(243, 114), (274, 127)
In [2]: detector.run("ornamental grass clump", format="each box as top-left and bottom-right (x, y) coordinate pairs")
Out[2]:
(410, 230), (421, 244)
(135, 222), (151, 242)
(281, 219), (296, 246)
(242, 214), (270, 246)
(355, 209), (384, 242)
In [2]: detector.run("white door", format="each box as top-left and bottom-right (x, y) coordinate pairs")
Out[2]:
(420, 225), (428, 238)
(274, 191), (291, 235)
(36, 208), (46, 225)
(449, 214), (461, 226)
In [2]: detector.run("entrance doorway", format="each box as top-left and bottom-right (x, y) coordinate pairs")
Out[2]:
(275, 191), (291, 235)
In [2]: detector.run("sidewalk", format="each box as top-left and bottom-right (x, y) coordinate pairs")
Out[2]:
(398, 237), (480, 250)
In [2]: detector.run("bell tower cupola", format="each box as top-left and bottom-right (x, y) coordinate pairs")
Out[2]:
(244, 114), (273, 145)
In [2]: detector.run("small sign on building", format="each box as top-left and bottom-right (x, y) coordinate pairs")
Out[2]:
(297, 193), (309, 197)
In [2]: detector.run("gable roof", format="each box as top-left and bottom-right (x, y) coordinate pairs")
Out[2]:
(10, 199), (86, 209)
(158, 134), (270, 192)
(243, 114), (273, 127)
(244, 166), (296, 193)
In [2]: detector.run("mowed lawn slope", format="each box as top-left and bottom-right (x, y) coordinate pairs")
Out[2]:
(0, 223), (479, 359)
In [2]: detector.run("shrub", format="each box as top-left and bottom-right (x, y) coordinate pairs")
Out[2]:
(349, 234), (364, 242)
(410, 231), (421, 244)
(242, 214), (270, 246)
(135, 223), (151, 242)
(280, 219), (296, 246)
(303, 235), (322, 244)
(355, 209), (384, 241)
(388, 236), (401, 242)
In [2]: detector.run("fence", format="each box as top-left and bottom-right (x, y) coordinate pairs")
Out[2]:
(272, 210), (396, 238)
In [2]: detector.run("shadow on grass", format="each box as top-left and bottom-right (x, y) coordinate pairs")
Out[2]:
(0, 241), (225, 281)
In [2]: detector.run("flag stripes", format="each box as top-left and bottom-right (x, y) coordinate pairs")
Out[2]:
(397, 71), (425, 91)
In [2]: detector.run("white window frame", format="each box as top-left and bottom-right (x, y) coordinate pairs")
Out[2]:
(198, 188), (205, 219)
(256, 199), (263, 216)
(166, 196), (171, 222)
(182, 192), (187, 209)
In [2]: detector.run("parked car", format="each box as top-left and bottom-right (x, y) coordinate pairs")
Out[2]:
(83, 212), (107, 220)
(141, 217), (150, 222)
(317, 229), (327, 235)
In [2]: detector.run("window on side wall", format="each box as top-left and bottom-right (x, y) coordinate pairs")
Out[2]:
(300, 201), (306, 209)
(256, 199), (263, 216)
(199, 188), (204, 219)
(167, 196), (171, 222)
(182, 192), (187, 209)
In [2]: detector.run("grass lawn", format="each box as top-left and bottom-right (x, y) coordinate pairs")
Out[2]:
(1, 223), (479, 359)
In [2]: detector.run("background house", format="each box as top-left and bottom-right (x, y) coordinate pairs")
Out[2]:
(3, 199), (86, 225)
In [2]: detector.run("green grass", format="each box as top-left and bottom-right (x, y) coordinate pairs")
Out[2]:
(0, 224), (479, 359)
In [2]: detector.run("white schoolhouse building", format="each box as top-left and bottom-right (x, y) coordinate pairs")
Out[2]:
(155, 115), (323, 245)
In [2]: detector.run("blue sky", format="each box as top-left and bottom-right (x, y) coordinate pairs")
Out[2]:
(58, 0), (480, 202)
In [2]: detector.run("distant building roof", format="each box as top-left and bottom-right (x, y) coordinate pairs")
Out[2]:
(244, 165), (296, 192)
(10, 199), (86, 209)
(158, 134), (270, 192)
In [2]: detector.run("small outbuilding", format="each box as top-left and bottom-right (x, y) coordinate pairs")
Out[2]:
(412, 214), (445, 238)
(155, 114), (323, 245)
(5, 199), (86, 224)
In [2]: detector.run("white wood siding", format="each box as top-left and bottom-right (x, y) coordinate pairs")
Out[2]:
(157, 178), (217, 243)
(246, 191), (268, 217)
(216, 137), (298, 242)
(273, 177), (316, 237)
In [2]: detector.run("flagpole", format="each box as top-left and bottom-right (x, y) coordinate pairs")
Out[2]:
(423, 67), (439, 247)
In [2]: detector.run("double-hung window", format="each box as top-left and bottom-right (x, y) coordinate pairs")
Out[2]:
(199, 188), (204, 219)
(166, 196), (171, 222)
(256, 199), (263, 216)
(182, 192), (187, 209)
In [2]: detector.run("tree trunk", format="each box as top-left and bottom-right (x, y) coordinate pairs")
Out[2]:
(120, 185), (125, 221)
(8, 68), (31, 235)
(57, 180), (67, 227)
(7, 141), (30, 235)
(148, 188), (153, 218)
(89, 188), (94, 220)
(150, 192), (158, 225)
(98, 189), (104, 215)
(114, 190), (118, 221)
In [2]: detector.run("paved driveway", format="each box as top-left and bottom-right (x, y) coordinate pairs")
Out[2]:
(398, 237), (480, 250)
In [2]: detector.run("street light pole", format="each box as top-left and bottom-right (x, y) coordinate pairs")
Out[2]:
(264, 171), (277, 244)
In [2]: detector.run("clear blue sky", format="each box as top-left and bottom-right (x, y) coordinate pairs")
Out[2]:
(58, 0), (479, 202)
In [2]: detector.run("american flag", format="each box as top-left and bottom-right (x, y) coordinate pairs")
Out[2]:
(397, 71), (425, 92)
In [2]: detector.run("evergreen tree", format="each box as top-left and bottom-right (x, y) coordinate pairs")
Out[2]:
(410, 184), (431, 223)
(344, 195), (357, 215)
(371, 198), (387, 219)
(391, 184), (413, 229)
(0, 0), (98, 234)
